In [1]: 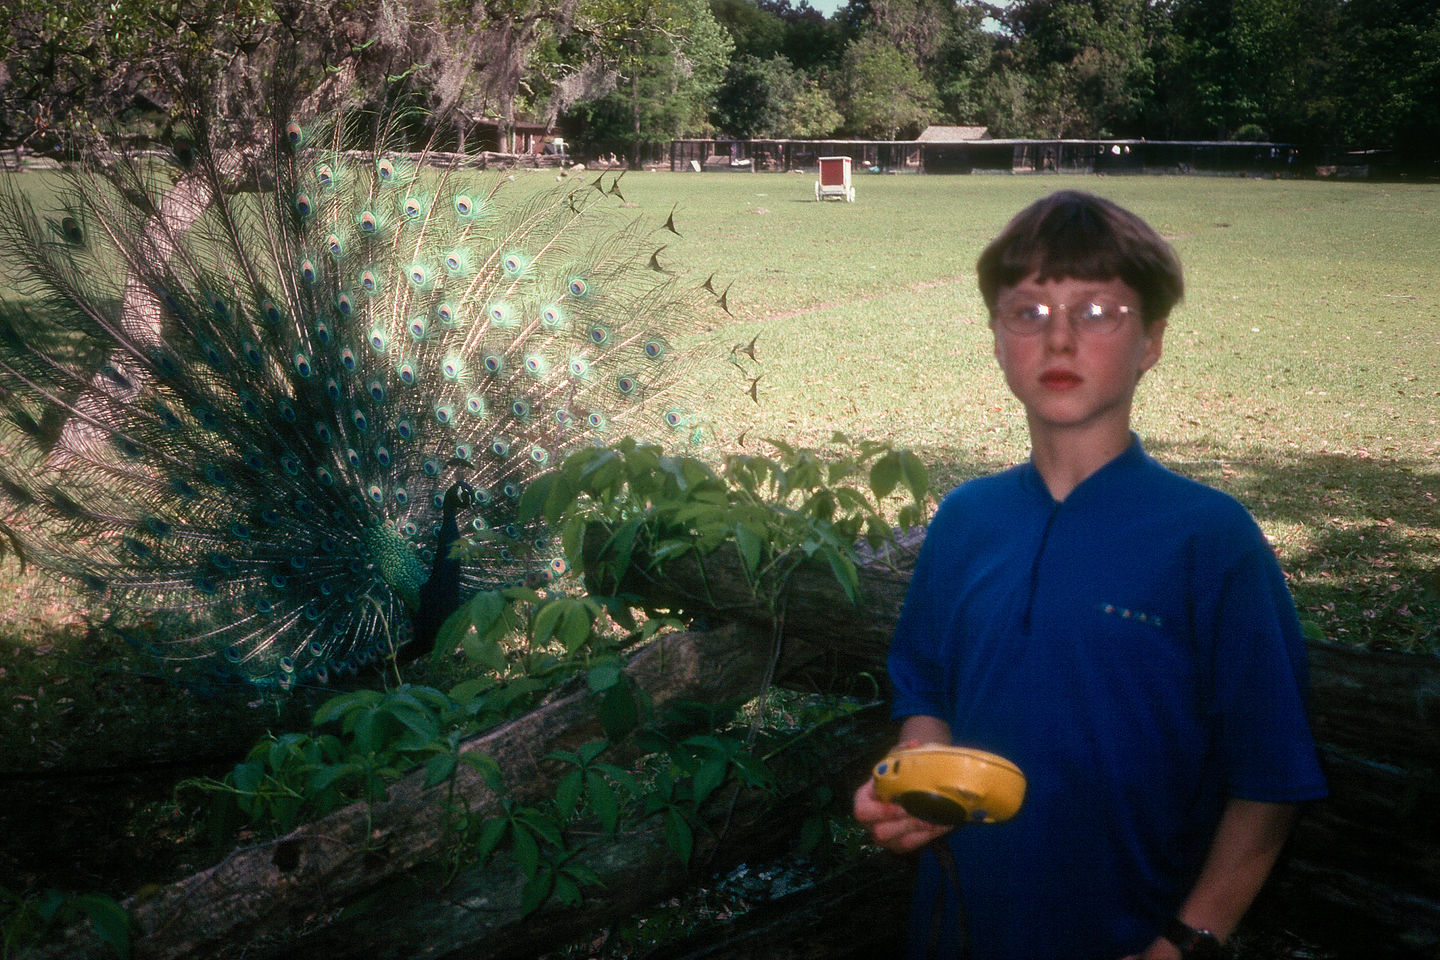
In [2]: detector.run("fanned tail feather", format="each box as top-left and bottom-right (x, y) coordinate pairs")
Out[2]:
(0, 98), (730, 689)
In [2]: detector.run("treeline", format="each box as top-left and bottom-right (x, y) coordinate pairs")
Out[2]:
(2, 0), (1436, 167)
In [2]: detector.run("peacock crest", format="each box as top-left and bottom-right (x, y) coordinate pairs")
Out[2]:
(0, 105), (736, 689)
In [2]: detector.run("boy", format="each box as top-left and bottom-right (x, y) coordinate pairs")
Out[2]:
(853, 191), (1326, 960)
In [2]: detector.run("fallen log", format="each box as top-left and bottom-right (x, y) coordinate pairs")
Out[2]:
(257, 709), (894, 960)
(26, 622), (784, 960)
(29, 531), (1439, 959)
(591, 530), (1440, 957)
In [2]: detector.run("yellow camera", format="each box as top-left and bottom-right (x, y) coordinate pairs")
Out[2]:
(872, 745), (1026, 826)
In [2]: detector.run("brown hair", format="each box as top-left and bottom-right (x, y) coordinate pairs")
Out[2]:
(976, 191), (1184, 325)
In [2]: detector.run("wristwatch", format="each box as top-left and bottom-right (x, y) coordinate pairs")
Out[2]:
(1163, 918), (1224, 959)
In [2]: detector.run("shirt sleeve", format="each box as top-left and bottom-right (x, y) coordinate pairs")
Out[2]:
(887, 500), (954, 724)
(1204, 521), (1329, 803)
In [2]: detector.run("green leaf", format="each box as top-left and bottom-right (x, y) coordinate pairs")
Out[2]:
(557, 600), (593, 652)
(692, 755), (728, 807)
(474, 817), (508, 861)
(554, 874), (582, 906)
(467, 589), (511, 638)
(532, 599), (564, 647)
(516, 469), (555, 524)
(664, 809), (694, 865)
(797, 815), (825, 855)
(519, 868), (554, 916)
(462, 632), (508, 673)
(312, 690), (374, 728)
(899, 449), (929, 500)
(587, 772), (621, 834)
(734, 521), (763, 577)
(556, 770), (583, 820)
(566, 862), (605, 892)
(310, 761), (363, 793)
(512, 823), (541, 876)
(429, 604), (475, 664)
(823, 547), (860, 604)
(599, 676), (640, 741)
(75, 894), (131, 959)
(586, 662), (623, 692)
(520, 809), (565, 848)
(423, 754), (457, 789)
(870, 450), (902, 499)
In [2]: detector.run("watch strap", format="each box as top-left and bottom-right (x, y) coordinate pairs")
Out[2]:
(1162, 917), (1223, 959)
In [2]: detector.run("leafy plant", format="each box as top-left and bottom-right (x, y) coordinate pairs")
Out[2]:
(1, 887), (130, 959)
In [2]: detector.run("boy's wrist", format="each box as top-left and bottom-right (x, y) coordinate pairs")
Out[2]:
(1161, 918), (1224, 959)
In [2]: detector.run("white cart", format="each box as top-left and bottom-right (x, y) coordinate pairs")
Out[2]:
(814, 156), (855, 202)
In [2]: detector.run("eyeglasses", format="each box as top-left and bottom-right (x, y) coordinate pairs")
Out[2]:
(992, 298), (1137, 337)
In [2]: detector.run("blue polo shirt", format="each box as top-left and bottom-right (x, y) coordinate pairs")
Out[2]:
(889, 438), (1327, 960)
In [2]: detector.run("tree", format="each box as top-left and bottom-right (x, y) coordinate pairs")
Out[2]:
(0, 0), (580, 153)
(562, 0), (733, 161)
(989, 0), (1158, 137)
(837, 33), (937, 138)
(713, 53), (840, 138)
(1330, 0), (1440, 164)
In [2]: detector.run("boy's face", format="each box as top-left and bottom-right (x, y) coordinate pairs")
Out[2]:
(990, 274), (1165, 442)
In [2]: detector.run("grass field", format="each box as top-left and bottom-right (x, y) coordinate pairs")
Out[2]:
(601, 170), (1440, 654)
(1, 168), (1436, 653)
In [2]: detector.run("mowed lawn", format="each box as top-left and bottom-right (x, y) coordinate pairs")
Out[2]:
(0, 168), (1435, 652)
(608, 170), (1440, 652)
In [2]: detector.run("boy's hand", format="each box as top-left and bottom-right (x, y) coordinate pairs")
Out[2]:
(852, 776), (954, 853)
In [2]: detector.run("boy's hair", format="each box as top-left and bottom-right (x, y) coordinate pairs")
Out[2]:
(976, 191), (1184, 325)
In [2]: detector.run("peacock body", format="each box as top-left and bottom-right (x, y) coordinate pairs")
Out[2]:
(0, 107), (727, 689)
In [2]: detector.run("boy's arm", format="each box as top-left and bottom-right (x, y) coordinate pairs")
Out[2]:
(1130, 799), (1298, 960)
(895, 714), (952, 748)
(852, 715), (954, 854)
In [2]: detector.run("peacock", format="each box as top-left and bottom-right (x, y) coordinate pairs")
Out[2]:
(0, 102), (736, 691)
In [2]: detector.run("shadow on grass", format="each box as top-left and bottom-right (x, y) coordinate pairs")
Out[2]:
(913, 439), (1440, 655)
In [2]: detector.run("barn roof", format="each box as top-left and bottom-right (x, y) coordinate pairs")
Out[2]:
(916, 125), (990, 142)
